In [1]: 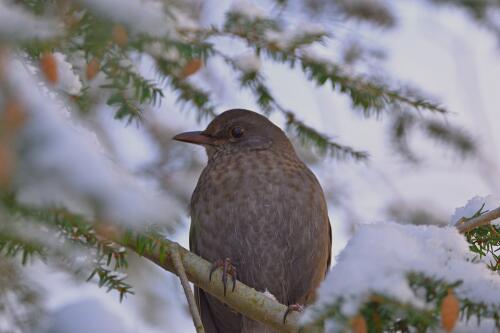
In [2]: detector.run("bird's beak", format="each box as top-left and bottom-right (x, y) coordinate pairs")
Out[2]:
(173, 131), (215, 145)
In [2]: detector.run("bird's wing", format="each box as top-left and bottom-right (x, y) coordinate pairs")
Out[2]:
(194, 286), (220, 333)
(190, 222), (241, 333)
(190, 223), (219, 333)
(326, 217), (332, 273)
(189, 221), (197, 253)
(189, 222), (200, 306)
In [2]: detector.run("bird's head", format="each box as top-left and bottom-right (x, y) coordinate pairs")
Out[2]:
(173, 109), (293, 159)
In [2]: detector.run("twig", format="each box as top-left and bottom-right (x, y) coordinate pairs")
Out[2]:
(170, 243), (205, 333)
(456, 206), (500, 233)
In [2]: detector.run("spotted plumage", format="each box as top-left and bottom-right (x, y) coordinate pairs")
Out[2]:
(174, 109), (332, 333)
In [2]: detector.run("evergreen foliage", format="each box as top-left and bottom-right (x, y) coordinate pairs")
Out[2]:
(1, 193), (134, 301)
(0, 1), (499, 332)
(8, 0), (477, 159)
(307, 272), (499, 332)
(462, 204), (500, 272)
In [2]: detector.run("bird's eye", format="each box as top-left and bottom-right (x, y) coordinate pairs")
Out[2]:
(230, 126), (244, 138)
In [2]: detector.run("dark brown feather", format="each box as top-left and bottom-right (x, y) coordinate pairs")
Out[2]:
(186, 109), (332, 333)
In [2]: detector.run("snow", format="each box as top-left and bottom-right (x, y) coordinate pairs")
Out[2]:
(303, 223), (500, 327)
(0, 2), (59, 41)
(38, 299), (133, 333)
(4, 56), (180, 228)
(298, 23), (327, 36)
(264, 30), (288, 49)
(450, 195), (500, 226)
(234, 53), (261, 73)
(262, 289), (277, 302)
(264, 24), (327, 50)
(163, 48), (180, 61)
(26, 236), (195, 333)
(230, 1), (266, 19)
(78, 0), (172, 37)
(53, 53), (82, 95)
(170, 8), (199, 31)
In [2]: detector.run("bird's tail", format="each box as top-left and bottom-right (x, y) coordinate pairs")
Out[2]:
(195, 286), (277, 333)
(241, 318), (277, 333)
(195, 287), (220, 333)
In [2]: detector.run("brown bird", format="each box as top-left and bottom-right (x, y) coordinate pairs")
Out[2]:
(174, 109), (332, 333)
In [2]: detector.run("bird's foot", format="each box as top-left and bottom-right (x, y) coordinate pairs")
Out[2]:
(283, 304), (304, 324)
(209, 257), (237, 296)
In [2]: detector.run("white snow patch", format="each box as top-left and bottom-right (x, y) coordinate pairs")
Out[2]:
(78, 0), (172, 37)
(5, 56), (180, 228)
(300, 23), (327, 36)
(262, 289), (277, 302)
(234, 53), (261, 73)
(0, 2), (59, 41)
(264, 24), (326, 49)
(264, 30), (289, 49)
(163, 48), (180, 61)
(303, 223), (500, 326)
(450, 195), (500, 226)
(230, 1), (266, 19)
(170, 8), (199, 31)
(53, 52), (82, 95)
(145, 43), (180, 63)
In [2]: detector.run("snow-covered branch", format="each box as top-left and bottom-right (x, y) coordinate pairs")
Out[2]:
(302, 222), (500, 331)
(456, 206), (500, 233)
(101, 228), (308, 333)
(96, 197), (499, 333)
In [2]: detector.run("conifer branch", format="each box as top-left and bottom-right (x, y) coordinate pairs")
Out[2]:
(109, 230), (306, 333)
(213, 49), (369, 161)
(1, 197), (310, 332)
(2, 196), (499, 331)
(456, 206), (500, 233)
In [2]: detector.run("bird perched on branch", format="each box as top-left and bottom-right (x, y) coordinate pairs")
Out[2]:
(174, 109), (332, 333)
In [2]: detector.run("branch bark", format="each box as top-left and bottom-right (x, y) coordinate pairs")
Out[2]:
(101, 229), (311, 333)
(456, 206), (500, 233)
(170, 243), (205, 333)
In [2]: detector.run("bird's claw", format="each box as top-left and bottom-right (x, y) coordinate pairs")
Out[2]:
(209, 257), (237, 296)
(283, 304), (304, 324)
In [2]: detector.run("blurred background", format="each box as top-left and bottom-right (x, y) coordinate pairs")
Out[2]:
(0, 0), (499, 332)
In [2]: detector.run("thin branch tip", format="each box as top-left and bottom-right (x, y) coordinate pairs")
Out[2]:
(170, 243), (205, 333)
(457, 206), (500, 233)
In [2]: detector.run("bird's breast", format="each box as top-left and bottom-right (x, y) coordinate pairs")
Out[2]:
(191, 149), (326, 250)
(190, 150), (330, 303)
(192, 150), (320, 214)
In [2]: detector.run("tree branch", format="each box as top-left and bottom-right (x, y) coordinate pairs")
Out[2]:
(456, 206), (500, 233)
(100, 229), (309, 333)
(92, 207), (500, 332)
(170, 243), (205, 333)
